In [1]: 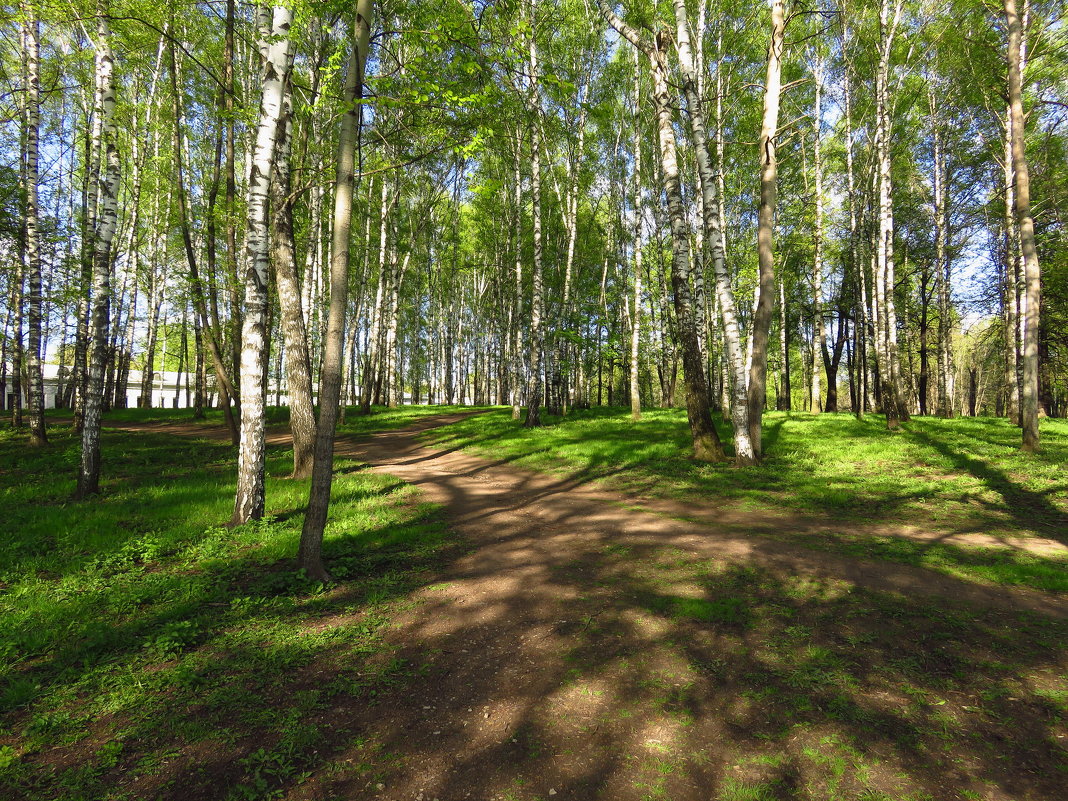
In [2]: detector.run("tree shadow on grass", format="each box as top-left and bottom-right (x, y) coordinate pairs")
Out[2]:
(320, 528), (1067, 801)
(3, 421), (1068, 801)
(85, 519), (1063, 801)
(0, 497), (460, 801)
(907, 427), (1068, 541)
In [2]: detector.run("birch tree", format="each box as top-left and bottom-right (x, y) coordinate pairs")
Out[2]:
(597, 0), (726, 462)
(21, 1), (46, 446)
(1004, 0), (1041, 451)
(232, 6), (296, 525)
(76, 2), (120, 498)
(873, 0), (909, 429)
(524, 0), (546, 428)
(747, 0), (785, 457)
(629, 49), (642, 422)
(272, 75), (317, 478)
(298, 0), (375, 580)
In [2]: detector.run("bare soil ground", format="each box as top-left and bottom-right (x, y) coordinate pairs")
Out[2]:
(107, 414), (1068, 801)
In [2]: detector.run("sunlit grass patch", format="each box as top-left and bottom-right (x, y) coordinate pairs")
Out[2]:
(557, 535), (1067, 801)
(427, 408), (1068, 592)
(0, 423), (454, 800)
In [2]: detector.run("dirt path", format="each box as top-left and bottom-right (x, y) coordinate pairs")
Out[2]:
(110, 414), (1068, 800)
(324, 415), (1067, 618)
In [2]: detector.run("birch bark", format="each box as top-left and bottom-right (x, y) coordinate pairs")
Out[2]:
(670, 0), (745, 460)
(1005, 0), (1041, 451)
(874, 0), (908, 429)
(1002, 115), (1021, 423)
(511, 137), (525, 419)
(272, 81), (317, 478)
(810, 60), (825, 415)
(298, 0), (374, 579)
(169, 37), (240, 441)
(747, 0), (785, 456)
(21, 2), (46, 445)
(630, 50), (643, 422)
(598, 0), (725, 461)
(233, 6), (296, 525)
(76, 3), (120, 498)
(930, 87), (954, 418)
(524, 2), (545, 428)
(842, 23), (866, 419)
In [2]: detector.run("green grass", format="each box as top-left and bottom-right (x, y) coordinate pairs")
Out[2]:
(557, 538), (1068, 801)
(0, 420), (458, 800)
(334, 403), (479, 437)
(4, 405), (1066, 800)
(46, 402), (479, 434)
(424, 408), (1068, 592)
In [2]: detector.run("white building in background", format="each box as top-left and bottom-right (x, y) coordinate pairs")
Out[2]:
(2, 364), (203, 410)
(2, 364), (296, 411)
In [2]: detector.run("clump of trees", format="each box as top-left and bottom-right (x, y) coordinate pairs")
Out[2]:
(1, 0), (1065, 572)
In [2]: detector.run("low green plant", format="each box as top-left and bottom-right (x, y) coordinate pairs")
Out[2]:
(425, 409), (1068, 592)
(0, 418), (457, 800)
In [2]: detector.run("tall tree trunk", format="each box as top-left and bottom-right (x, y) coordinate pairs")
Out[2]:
(21, 3), (46, 445)
(298, 0), (374, 580)
(1005, 0), (1041, 451)
(272, 78), (317, 478)
(746, 0), (785, 456)
(524, 4), (545, 428)
(510, 137), (525, 419)
(874, 0), (908, 429)
(930, 89), (955, 418)
(74, 63), (104, 432)
(669, 0), (743, 461)
(810, 60), (825, 415)
(1001, 117), (1021, 424)
(918, 268), (931, 415)
(233, 6), (295, 525)
(76, 3), (120, 498)
(599, 1), (725, 460)
(114, 119), (148, 414)
(169, 37), (239, 441)
(225, 0), (242, 401)
(630, 51), (643, 423)
(842, 18), (865, 419)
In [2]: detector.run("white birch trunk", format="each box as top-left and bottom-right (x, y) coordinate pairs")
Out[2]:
(630, 50), (643, 422)
(810, 61), (825, 415)
(746, 0), (785, 457)
(272, 80), (317, 477)
(598, 0), (725, 460)
(299, 0), (374, 579)
(524, 2), (545, 427)
(21, 2), (46, 445)
(874, 0), (907, 429)
(77, 4), (120, 497)
(1005, 0), (1041, 450)
(233, 7), (295, 525)
(930, 87), (954, 418)
(511, 136), (525, 419)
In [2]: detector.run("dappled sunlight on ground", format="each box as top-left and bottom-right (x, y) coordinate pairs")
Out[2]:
(3, 411), (1066, 800)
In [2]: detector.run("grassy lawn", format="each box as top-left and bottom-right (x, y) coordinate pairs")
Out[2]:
(424, 408), (1068, 593)
(46, 402), (476, 435)
(0, 419), (458, 800)
(540, 539), (1068, 801)
(2, 407), (1065, 800)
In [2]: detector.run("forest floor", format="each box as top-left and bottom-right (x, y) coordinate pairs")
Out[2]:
(1, 408), (1066, 801)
